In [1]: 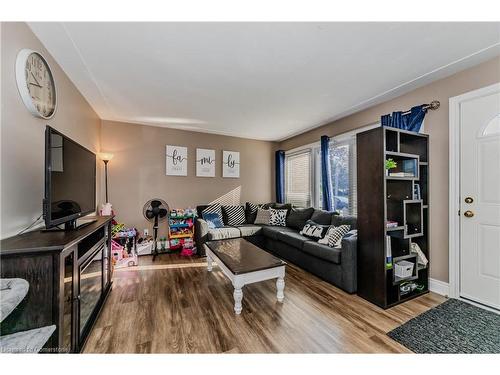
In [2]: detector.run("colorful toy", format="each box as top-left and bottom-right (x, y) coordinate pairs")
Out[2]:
(180, 248), (194, 257)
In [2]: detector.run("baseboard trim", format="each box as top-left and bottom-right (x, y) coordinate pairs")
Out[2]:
(429, 278), (450, 296)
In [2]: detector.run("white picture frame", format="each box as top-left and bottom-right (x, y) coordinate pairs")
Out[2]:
(166, 145), (188, 176)
(196, 148), (216, 177)
(222, 150), (240, 178)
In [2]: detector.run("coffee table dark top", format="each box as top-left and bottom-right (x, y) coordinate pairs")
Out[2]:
(205, 238), (286, 275)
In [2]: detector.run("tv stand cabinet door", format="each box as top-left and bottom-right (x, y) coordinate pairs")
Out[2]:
(58, 247), (78, 353)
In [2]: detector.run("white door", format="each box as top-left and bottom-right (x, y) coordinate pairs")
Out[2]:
(459, 88), (500, 310)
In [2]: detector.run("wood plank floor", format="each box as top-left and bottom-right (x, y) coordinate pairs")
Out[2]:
(84, 254), (446, 353)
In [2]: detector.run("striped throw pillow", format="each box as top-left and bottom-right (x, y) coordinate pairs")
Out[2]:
(222, 205), (246, 226)
(245, 202), (260, 223)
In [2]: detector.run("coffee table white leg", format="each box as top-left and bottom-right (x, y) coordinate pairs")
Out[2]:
(233, 283), (244, 314)
(276, 276), (285, 302)
(207, 255), (213, 272)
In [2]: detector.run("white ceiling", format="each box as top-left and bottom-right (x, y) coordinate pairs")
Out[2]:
(29, 22), (500, 141)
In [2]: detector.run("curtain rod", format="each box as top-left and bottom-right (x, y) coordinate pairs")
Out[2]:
(401, 100), (440, 115)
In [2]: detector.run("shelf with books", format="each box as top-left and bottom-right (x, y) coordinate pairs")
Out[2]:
(357, 126), (429, 308)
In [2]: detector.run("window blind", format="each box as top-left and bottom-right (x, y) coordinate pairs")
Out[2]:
(285, 150), (311, 208)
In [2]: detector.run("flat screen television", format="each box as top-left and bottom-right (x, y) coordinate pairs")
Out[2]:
(44, 126), (96, 230)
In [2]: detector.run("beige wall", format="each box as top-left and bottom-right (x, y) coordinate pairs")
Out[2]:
(0, 22), (102, 238)
(279, 56), (500, 283)
(101, 120), (276, 237)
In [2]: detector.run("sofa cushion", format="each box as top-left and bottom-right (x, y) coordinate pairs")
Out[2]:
(236, 225), (262, 237)
(222, 205), (246, 226)
(261, 226), (294, 240)
(197, 205), (209, 218)
(207, 227), (241, 240)
(302, 241), (341, 264)
(245, 202), (260, 224)
(311, 209), (338, 225)
(277, 231), (311, 250)
(286, 207), (314, 230)
(331, 215), (357, 230)
(260, 202), (275, 209)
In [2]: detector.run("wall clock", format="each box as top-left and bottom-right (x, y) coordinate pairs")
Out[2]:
(15, 49), (57, 119)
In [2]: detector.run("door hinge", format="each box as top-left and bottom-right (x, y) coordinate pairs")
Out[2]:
(458, 209), (461, 216)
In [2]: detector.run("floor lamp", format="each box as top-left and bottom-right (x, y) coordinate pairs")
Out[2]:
(99, 153), (114, 203)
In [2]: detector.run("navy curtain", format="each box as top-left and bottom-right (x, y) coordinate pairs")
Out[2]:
(320, 136), (333, 211)
(275, 150), (285, 204)
(381, 105), (427, 132)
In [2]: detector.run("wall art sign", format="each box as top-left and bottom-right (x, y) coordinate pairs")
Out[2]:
(222, 150), (240, 178)
(166, 145), (188, 176)
(196, 148), (216, 177)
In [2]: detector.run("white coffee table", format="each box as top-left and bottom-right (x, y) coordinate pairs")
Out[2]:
(205, 238), (286, 314)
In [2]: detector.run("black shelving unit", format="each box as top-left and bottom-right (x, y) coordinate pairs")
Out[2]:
(356, 127), (429, 309)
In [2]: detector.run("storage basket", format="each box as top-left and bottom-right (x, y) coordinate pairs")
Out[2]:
(394, 260), (414, 279)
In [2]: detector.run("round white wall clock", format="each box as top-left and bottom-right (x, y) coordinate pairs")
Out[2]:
(15, 49), (57, 119)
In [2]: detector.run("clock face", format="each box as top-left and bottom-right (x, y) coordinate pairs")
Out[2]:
(25, 52), (56, 118)
(16, 49), (57, 119)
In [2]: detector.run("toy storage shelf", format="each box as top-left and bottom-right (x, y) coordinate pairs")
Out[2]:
(168, 210), (196, 253)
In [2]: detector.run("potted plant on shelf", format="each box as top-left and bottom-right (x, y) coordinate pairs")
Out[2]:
(385, 158), (397, 176)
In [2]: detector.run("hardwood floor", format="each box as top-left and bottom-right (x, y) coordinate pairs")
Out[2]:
(83, 254), (446, 353)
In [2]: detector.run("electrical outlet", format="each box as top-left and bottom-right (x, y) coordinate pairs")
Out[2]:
(144, 228), (149, 236)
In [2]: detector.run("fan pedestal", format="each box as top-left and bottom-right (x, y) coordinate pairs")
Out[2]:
(152, 216), (160, 261)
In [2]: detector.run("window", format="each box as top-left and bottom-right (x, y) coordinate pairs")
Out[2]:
(329, 137), (357, 215)
(285, 150), (312, 208)
(481, 114), (500, 136)
(285, 123), (377, 212)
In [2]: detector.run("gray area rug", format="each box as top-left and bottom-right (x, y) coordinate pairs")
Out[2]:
(388, 298), (500, 353)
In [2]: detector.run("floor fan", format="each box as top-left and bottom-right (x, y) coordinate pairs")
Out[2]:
(143, 199), (169, 260)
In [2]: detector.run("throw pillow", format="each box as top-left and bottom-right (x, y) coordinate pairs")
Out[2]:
(254, 208), (270, 225)
(260, 202), (274, 209)
(318, 225), (351, 248)
(222, 205), (246, 226)
(245, 202), (260, 224)
(299, 220), (329, 239)
(269, 208), (287, 226)
(310, 209), (337, 226)
(272, 203), (292, 214)
(202, 203), (224, 226)
(202, 213), (223, 229)
(286, 207), (314, 230)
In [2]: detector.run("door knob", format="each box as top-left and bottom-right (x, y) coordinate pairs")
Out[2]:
(464, 210), (474, 218)
(465, 197), (474, 204)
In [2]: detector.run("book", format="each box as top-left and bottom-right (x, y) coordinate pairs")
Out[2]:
(402, 159), (417, 177)
(386, 221), (399, 228)
(385, 235), (393, 269)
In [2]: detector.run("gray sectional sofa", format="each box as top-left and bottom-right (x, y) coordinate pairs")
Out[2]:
(194, 204), (358, 293)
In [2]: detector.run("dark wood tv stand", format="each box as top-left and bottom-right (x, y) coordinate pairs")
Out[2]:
(0, 216), (113, 353)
